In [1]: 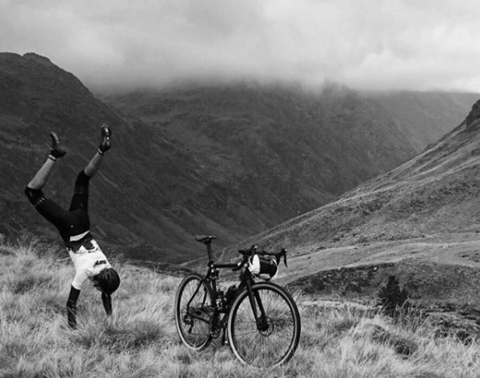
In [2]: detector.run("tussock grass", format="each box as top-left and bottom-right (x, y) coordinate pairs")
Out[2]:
(1, 235), (480, 377)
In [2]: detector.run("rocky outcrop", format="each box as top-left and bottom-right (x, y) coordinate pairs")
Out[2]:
(466, 99), (480, 126)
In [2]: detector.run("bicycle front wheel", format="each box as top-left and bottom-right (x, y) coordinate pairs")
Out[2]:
(174, 273), (213, 351)
(227, 281), (301, 368)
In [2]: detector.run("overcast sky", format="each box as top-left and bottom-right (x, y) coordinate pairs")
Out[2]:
(1, 0), (480, 92)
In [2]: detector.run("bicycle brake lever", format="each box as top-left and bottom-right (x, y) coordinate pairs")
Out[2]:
(272, 248), (288, 267)
(281, 248), (288, 267)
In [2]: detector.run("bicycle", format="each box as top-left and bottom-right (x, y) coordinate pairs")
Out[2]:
(174, 235), (301, 368)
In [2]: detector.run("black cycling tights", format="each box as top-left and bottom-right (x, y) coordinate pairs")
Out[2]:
(25, 170), (92, 247)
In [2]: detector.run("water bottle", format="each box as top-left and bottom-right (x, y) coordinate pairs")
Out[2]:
(216, 290), (225, 311)
(225, 285), (237, 306)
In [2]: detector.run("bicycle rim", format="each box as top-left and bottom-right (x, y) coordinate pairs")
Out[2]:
(174, 273), (213, 351)
(227, 282), (301, 368)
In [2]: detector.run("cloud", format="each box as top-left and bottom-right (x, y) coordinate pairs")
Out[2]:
(1, 0), (480, 92)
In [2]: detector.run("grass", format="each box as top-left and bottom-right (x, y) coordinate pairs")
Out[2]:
(1, 234), (480, 377)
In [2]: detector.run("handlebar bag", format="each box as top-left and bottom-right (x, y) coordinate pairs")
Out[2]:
(248, 254), (278, 280)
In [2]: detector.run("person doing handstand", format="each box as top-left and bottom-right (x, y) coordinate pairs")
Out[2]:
(25, 125), (120, 329)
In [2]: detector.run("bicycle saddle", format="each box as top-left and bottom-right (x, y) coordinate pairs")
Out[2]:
(194, 235), (217, 243)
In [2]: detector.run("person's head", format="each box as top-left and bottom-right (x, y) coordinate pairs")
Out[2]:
(93, 267), (120, 294)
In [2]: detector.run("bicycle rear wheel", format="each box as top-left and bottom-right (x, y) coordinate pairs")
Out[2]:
(174, 273), (213, 351)
(227, 281), (301, 368)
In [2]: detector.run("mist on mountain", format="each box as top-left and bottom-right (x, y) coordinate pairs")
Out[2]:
(4, 0), (480, 94)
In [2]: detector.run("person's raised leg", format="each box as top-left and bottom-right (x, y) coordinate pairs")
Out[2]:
(69, 124), (112, 211)
(27, 132), (66, 190)
(25, 132), (71, 240)
(83, 124), (111, 178)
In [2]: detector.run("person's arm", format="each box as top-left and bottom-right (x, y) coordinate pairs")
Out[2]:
(66, 286), (81, 329)
(68, 269), (89, 329)
(101, 292), (112, 316)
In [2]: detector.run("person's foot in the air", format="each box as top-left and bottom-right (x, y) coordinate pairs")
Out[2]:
(98, 124), (112, 154)
(49, 132), (66, 159)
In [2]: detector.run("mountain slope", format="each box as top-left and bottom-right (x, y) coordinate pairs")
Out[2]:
(1, 52), (417, 263)
(101, 84), (477, 255)
(1, 51), (477, 265)
(245, 100), (480, 251)
(203, 99), (480, 312)
(365, 91), (478, 153)
(100, 84), (417, 215)
(0, 52), (201, 263)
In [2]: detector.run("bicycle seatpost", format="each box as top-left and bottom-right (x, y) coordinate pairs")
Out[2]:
(195, 235), (217, 263)
(206, 239), (214, 263)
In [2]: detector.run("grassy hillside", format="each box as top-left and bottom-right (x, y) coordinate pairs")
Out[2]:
(1, 234), (480, 377)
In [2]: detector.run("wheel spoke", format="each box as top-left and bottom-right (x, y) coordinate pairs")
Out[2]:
(175, 274), (213, 351)
(228, 283), (301, 368)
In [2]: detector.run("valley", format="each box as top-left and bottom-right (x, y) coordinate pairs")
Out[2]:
(2, 53), (480, 313)
(3, 52), (477, 265)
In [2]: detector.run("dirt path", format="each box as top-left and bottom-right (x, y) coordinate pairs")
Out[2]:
(276, 233), (480, 286)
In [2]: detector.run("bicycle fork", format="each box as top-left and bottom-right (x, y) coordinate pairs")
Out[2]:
(245, 280), (270, 333)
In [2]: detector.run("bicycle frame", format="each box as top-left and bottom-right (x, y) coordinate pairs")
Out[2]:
(192, 237), (269, 335)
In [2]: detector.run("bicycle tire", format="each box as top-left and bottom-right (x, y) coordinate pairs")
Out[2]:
(174, 273), (214, 351)
(227, 281), (301, 368)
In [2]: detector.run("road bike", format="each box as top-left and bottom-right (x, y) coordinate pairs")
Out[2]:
(174, 235), (301, 368)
